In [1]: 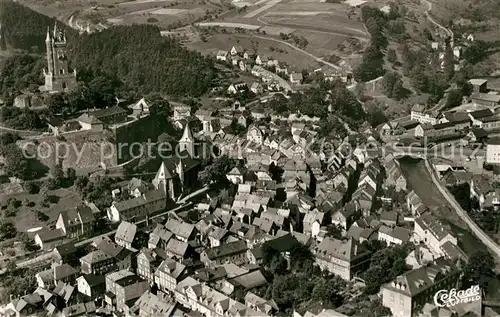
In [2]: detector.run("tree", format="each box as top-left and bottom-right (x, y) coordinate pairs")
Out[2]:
(0, 221), (17, 240)
(461, 251), (495, 290)
(326, 224), (343, 239)
(66, 167), (76, 183)
(445, 90), (463, 109)
(387, 48), (397, 64)
(382, 71), (405, 100)
(198, 155), (236, 185)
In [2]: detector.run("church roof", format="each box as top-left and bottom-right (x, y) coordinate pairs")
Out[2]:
(180, 121), (194, 142)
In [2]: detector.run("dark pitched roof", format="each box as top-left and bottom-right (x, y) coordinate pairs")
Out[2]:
(91, 106), (127, 119)
(81, 274), (105, 287)
(470, 127), (487, 138)
(204, 240), (248, 260)
(469, 109), (493, 119)
(54, 242), (77, 257)
(265, 234), (300, 253)
(444, 112), (471, 123)
(433, 122), (455, 130)
(54, 264), (78, 281)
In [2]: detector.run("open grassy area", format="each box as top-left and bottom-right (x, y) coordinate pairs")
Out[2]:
(0, 186), (82, 233)
(186, 33), (323, 70)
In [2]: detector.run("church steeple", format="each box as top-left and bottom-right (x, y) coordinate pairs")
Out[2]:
(179, 122), (195, 158)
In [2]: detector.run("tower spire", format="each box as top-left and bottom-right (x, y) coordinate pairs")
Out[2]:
(46, 26), (51, 42)
(181, 121), (194, 142)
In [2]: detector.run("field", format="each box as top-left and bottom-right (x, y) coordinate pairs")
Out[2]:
(187, 33), (324, 70)
(18, 0), (225, 31)
(0, 187), (82, 233)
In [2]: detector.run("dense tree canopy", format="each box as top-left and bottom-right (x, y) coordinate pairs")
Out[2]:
(68, 25), (217, 97)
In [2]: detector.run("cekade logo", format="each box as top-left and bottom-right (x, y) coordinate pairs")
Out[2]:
(433, 285), (481, 307)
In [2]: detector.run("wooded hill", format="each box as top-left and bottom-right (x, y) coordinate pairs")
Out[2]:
(0, 0), (217, 98)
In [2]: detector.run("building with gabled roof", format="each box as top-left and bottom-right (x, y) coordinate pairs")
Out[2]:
(414, 213), (457, 256)
(56, 205), (96, 239)
(382, 258), (460, 317)
(200, 240), (248, 268)
(115, 221), (137, 250)
(313, 237), (371, 280)
(154, 257), (186, 293)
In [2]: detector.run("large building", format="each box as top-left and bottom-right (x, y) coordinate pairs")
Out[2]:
(486, 137), (500, 164)
(414, 213), (457, 256)
(42, 24), (77, 92)
(382, 259), (460, 317)
(313, 237), (371, 281)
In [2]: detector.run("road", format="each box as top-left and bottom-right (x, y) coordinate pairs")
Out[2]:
(235, 34), (344, 71)
(423, 0), (453, 41)
(16, 202), (194, 268)
(424, 158), (500, 259)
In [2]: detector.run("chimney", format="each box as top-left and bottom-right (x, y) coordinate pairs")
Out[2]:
(354, 244), (358, 255)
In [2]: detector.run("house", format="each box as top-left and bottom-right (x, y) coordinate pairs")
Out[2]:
(471, 92), (500, 108)
(414, 123), (434, 138)
(410, 104), (436, 125)
(115, 221), (137, 250)
(378, 122), (392, 136)
(289, 72), (303, 84)
(165, 218), (196, 242)
(230, 46), (243, 56)
(227, 166), (245, 184)
(243, 50), (256, 60)
(247, 125), (264, 144)
(56, 206), (96, 239)
(216, 50), (229, 61)
(154, 258), (186, 293)
(89, 106), (128, 125)
(80, 249), (115, 275)
(255, 55), (268, 65)
(378, 226), (411, 246)
(331, 203), (360, 231)
(76, 113), (104, 131)
(76, 274), (105, 299)
(148, 223), (173, 249)
(36, 268), (55, 289)
(303, 210), (325, 238)
(314, 237), (371, 280)
(382, 259), (460, 317)
(469, 108), (493, 126)
(54, 264), (79, 285)
(165, 238), (190, 260)
(53, 242), (77, 264)
(172, 104), (191, 121)
(469, 78), (488, 93)
(250, 82), (264, 94)
(136, 248), (165, 283)
(108, 190), (166, 223)
(128, 291), (176, 317)
(200, 240), (248, 268)
(466, 127), (488, 144)
(128, 98), (150, 117)
(244, 292), (278, 315)
(227, 82), (248, 94)
(414, 213), (457, 256)
(380, 211), (398, 227)
(108, 275), (150, 312)
(479, 115), (500, 131)
(406, 190), (426, 216)
(486, 137), (500, 164)
(34, 228), (65, 250)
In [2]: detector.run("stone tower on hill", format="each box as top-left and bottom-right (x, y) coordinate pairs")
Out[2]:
(42, 23), (77, 93)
